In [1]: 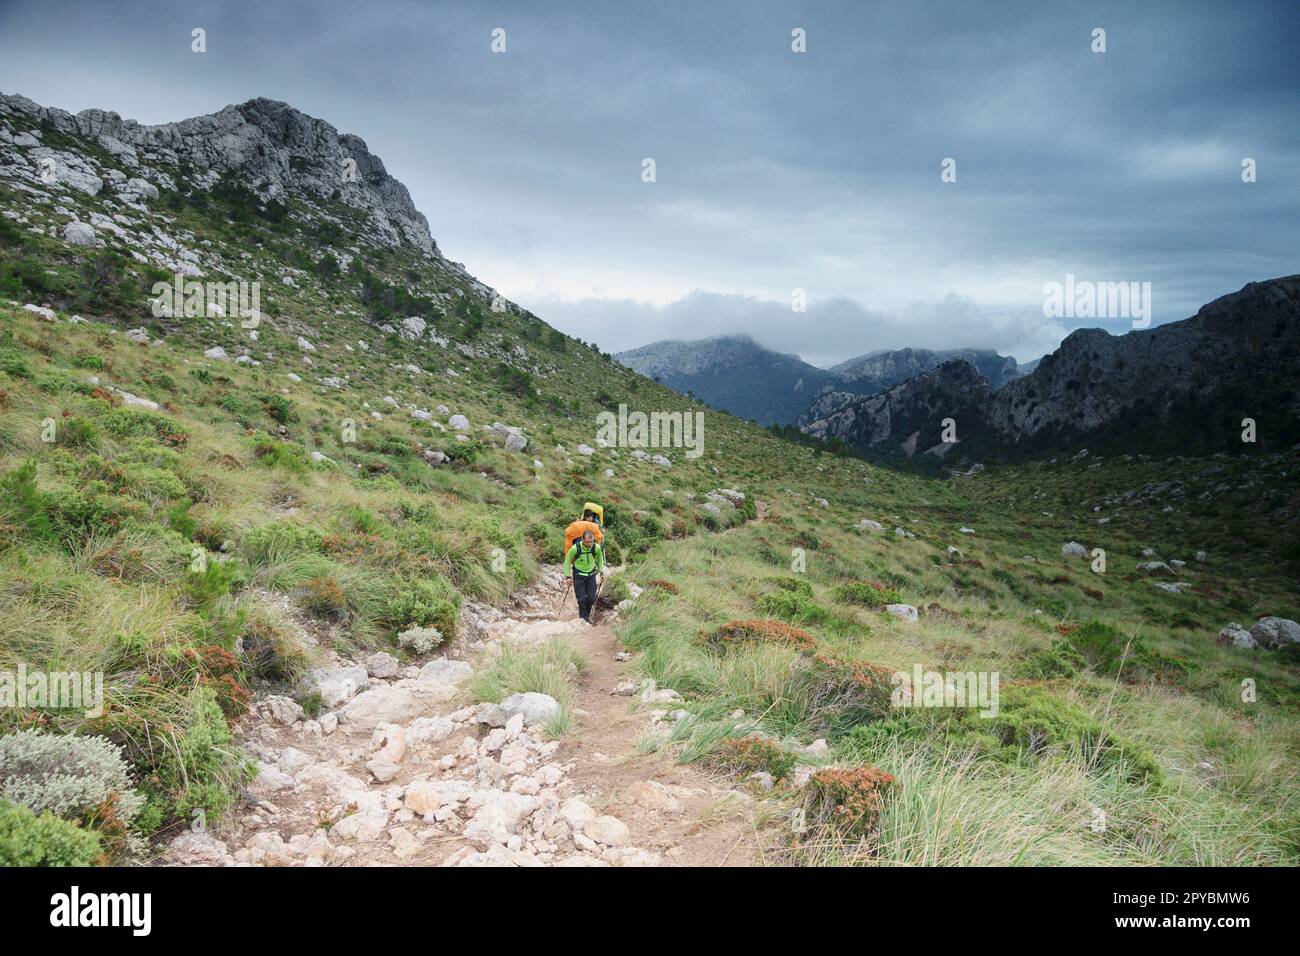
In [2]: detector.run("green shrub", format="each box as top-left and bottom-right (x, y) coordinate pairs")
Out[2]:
(0, 729), (145, 862)
(1022, 620), (1184, 683)
(252, 439), (308, 472)
(0, 347), (32, 379)
(135, 685), (251, 829)
(219, 393), (264, 424)
(382, 576), (460, 637)
(709, 735), (796, 781)
(1019, 642), (1083, 680)
(118, 462), (187, 500)
(99, 407), (187, 445)
(1060, 620), (1133, 674)
(167, 499), (198, 540)
(0, 801), (103, 867)
(184, 558), (245, 607)
(241, 520), (325, 566)
(758, 589), (829, 626)
(602, 574), (632, 605)
(0, 214), (27, 249)
(0, 460), (56, 543)
(770, 576), (813, 597)
(833, 580), (902, 608)
(42, 476), (145, 541)
(956, 685), (1165, 786)
(297, 690), (324, 718)
(59, 416), (99, 449)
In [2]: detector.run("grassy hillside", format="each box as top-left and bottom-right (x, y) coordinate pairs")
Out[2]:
(0, 105), (1296, 865)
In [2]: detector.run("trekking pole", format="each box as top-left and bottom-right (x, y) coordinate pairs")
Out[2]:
(589, 576), (606, 625)
(556, 578), (571, 613)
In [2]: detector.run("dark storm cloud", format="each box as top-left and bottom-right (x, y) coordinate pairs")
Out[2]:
(2, 0), (1296, 364)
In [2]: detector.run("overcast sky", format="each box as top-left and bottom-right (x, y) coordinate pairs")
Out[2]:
(2, 0), (1297, 365)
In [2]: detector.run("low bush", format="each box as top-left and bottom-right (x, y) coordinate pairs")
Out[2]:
(382, 576), (460, 638)
(709, 735), (796, 782)
(704, 619), (817, 653)
(602, 574), (632, 605)
(0, 800), (103, 866)
(953, 684), (1165, 786)
(397, 625), (444, 654)
(802, 765), (897, 841)
(786, 654), (896, 735)
(128, 685), (252, 832)
(832, 580), (902, 608)
(241, 520), (325, 567)
(0, 729), (145, 862)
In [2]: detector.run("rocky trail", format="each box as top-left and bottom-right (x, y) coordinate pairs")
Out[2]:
(163, 567), (766, 867)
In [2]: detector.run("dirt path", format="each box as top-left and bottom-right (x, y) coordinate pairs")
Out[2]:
(545, 603), (764, 867)
(161, 567), (768, 868)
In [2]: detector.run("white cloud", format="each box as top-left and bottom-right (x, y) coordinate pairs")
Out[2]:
(519, 289), (1072, 366)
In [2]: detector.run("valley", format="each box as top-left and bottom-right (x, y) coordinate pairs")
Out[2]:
(0, 91), (1296, 868)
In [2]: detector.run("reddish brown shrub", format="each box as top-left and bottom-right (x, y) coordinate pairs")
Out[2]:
(804, 765), (897, 839)
(705, 619), (817, 652)
(183, 645), (251, 717)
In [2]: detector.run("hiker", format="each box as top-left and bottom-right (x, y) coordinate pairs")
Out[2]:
(564, 502), (604, 555)
(564, 528), (605, 624)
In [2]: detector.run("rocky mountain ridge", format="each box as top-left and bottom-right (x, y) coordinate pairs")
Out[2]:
(1, 92), (444, 261)
(828, 346), (1020, 393)
(803, 277), (1300, 465)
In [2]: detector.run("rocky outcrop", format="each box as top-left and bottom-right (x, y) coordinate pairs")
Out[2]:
(801, 359), (1000, 464)
(1, 92), (441, 257)
(827, 347), (1020, 396)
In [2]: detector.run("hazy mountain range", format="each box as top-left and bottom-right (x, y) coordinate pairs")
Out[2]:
(615, 336), (1021, 426)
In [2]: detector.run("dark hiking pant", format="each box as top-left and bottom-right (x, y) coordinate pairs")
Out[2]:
(574, 571), (599, 621)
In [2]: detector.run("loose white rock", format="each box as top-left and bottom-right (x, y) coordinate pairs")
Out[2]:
(885, 603), (919, 624)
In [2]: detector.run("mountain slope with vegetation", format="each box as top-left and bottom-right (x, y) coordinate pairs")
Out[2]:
(1, 92), (1296, 867)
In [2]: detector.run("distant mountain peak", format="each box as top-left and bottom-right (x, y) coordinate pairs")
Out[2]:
(616, 335), (836, 425)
